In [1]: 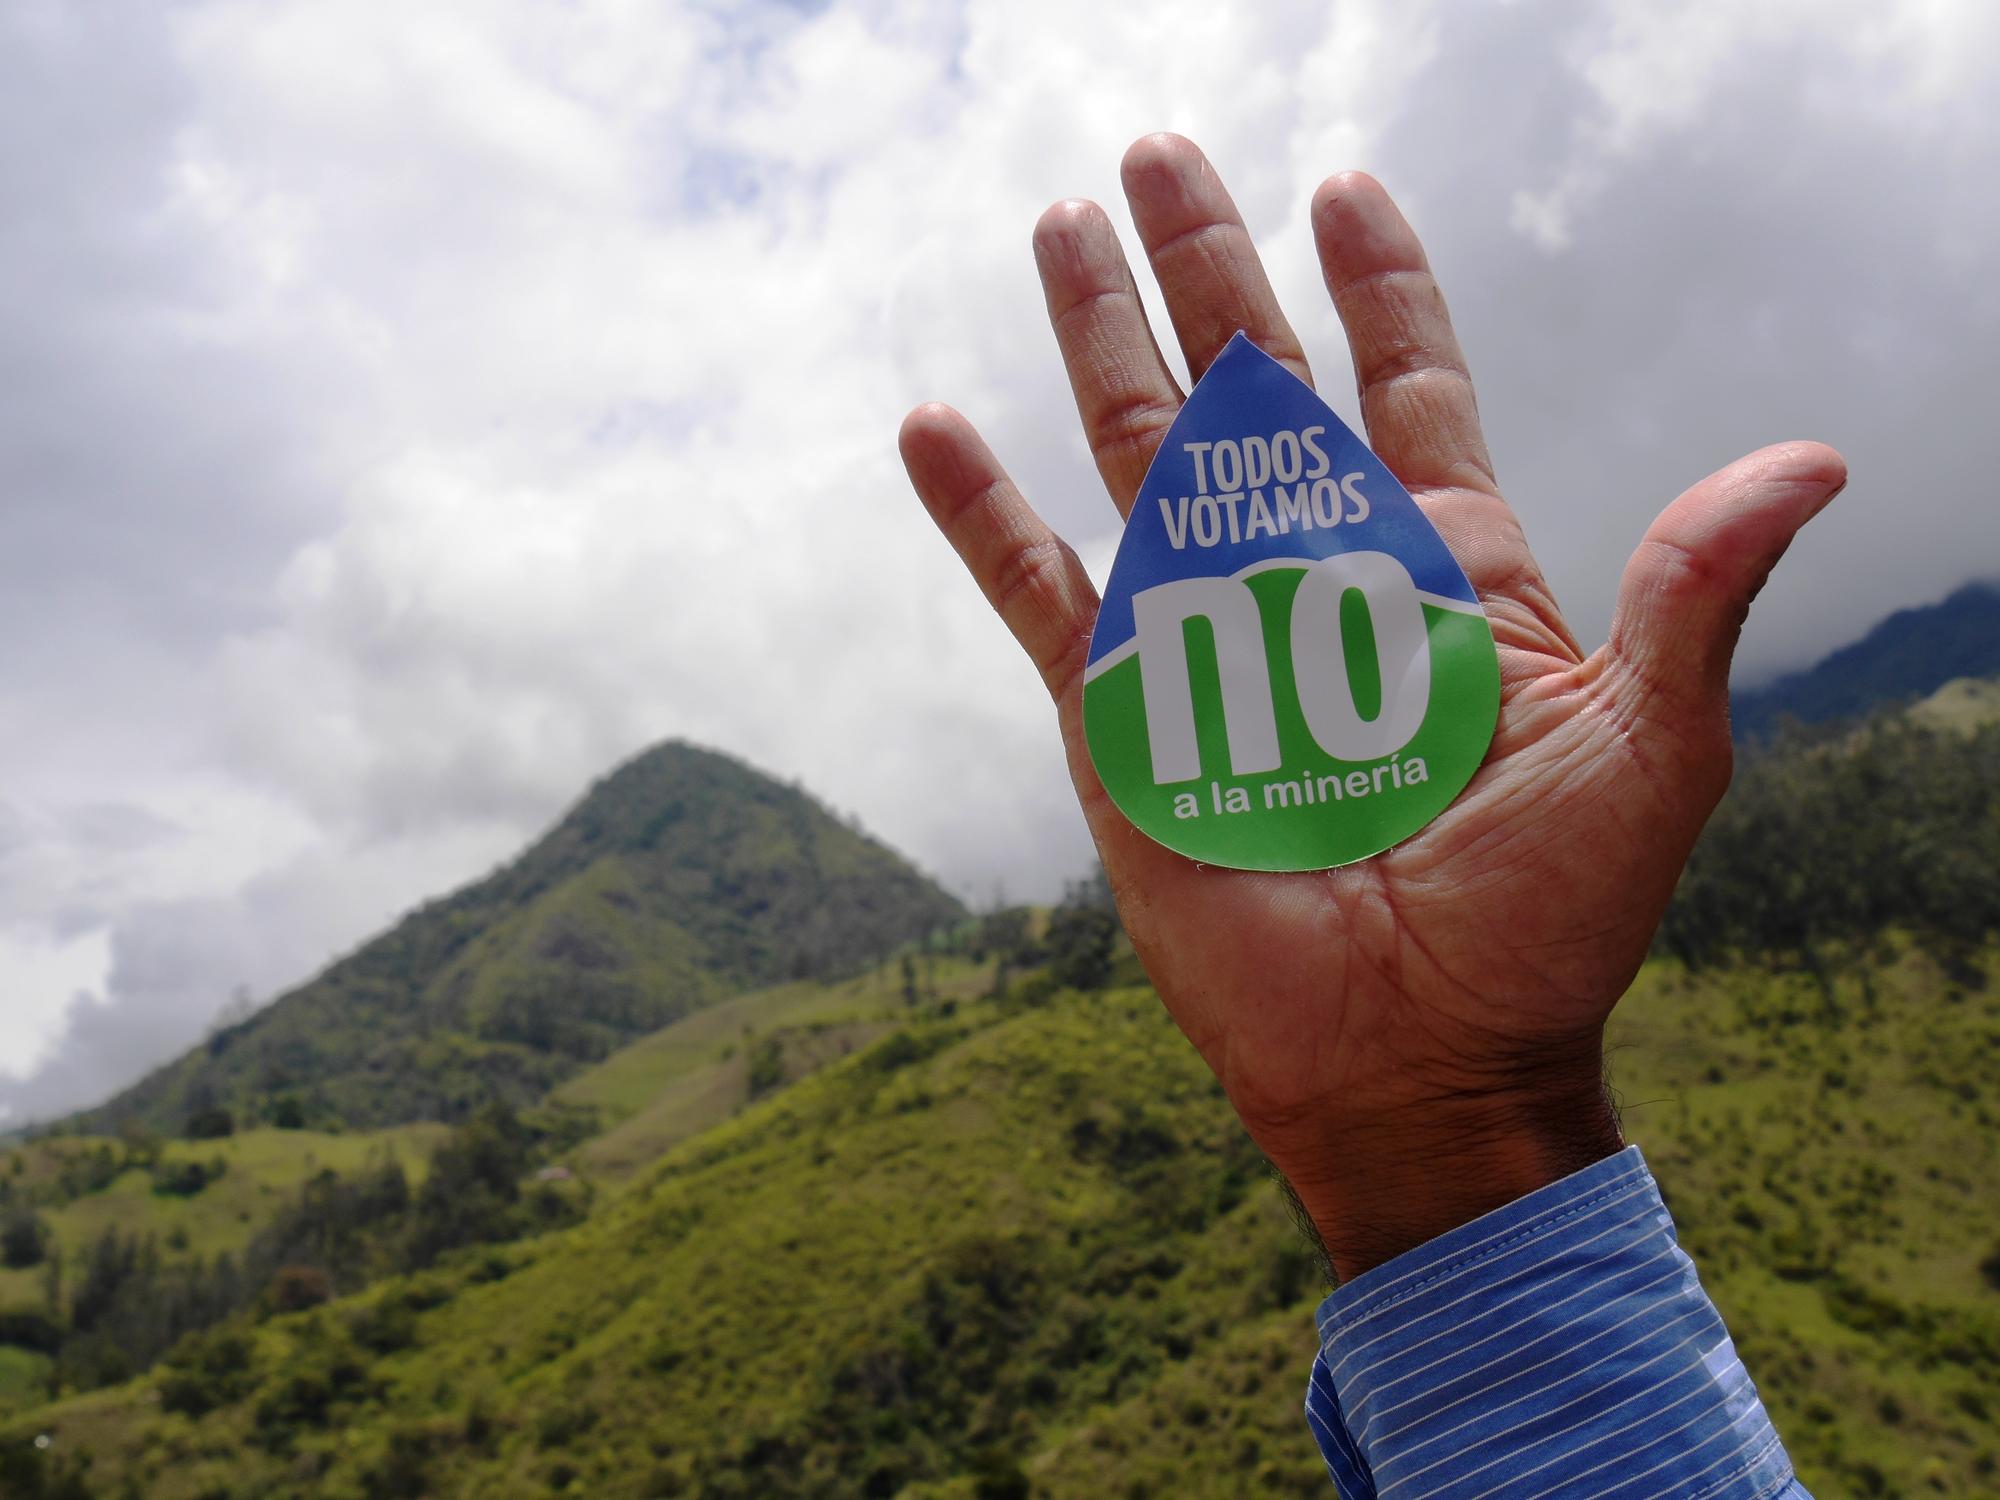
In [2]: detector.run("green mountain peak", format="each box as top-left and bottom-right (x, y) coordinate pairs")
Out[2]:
(78, 741), (965, 1136)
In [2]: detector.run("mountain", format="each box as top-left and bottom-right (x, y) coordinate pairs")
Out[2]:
(78, 742), (964, 1136)
(4, 707), (1997, 1497)
(1731, 580), (2000, 740)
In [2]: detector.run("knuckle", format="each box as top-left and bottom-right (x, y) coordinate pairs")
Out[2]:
(987, 535), (1072, 624)
(1640, 535), (1732, 605)
(1042, 630), (1096, 705)
(1091, 391), (1178, 458)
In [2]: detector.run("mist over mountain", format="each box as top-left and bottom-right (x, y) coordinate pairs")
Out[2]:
(1732, 580), (2000, 741)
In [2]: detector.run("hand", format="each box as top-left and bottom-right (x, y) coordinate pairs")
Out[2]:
(899, 135), (1845, 1280)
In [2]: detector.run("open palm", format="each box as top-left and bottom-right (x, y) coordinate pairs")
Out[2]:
(901, 136), (1844, 1277)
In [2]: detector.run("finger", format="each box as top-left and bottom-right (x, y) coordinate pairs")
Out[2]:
(1121, 133), (1312, 386)
(1034, 199), (1185, 519)
(900, 403), (1101, 704)
(1607, 441), (1847, 723)
(1311, 171), (1496, 496)
(1311, 172), (1579, 660)
(899, 404), (1176, 896)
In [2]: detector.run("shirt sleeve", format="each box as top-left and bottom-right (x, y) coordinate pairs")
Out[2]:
(1301, 1144), (1809, 1499)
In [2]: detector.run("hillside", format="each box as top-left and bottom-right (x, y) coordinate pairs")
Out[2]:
(1909, 676), (2000, 734)
(3, 682), (1996, 1498)
(78, 742), (965, 1136)
(5, 939), (1995, 1499)
(0, 1127), (445, 1315)
(1662, 701), (1999, 965)
(1731, 580), (2000, 740)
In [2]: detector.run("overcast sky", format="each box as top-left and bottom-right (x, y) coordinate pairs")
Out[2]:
(3, 0), (1996, 1124)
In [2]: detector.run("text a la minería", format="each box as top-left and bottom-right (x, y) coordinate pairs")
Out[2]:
(1172, 753), (1431, 819)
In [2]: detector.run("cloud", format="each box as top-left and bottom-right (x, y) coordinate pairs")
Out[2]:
(2, 0), (1996, 1120)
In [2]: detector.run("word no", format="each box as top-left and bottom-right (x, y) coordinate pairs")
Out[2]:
(1134, 549), (1429, 785)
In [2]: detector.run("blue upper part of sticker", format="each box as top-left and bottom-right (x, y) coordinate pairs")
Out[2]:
(1086, 334), (1479, 665)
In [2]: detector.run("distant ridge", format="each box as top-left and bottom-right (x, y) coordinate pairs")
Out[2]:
(78, 742), (964, 1135)
(1730, 580), (2000, 740)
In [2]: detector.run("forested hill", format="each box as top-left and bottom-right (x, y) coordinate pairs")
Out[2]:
(4, 693), (1996, 1497)
(1731, 579), (2000, 740)
(78, 743), (964, 1136)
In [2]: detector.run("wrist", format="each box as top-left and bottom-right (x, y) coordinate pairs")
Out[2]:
(1276, 1057), (1623, 1283)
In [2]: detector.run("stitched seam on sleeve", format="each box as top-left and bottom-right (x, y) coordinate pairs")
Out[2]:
(1685, 1433), (1792, 1500)
(1324, 1165), (1654, 1338)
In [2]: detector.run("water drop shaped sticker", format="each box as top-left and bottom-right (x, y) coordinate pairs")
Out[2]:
(1082, 333), (1500, 871)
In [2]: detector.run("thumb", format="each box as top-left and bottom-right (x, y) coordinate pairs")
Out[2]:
(1607, 441), (1847, 718)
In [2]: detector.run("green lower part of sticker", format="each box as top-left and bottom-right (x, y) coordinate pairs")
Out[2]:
(1083, 580), (1499, 871)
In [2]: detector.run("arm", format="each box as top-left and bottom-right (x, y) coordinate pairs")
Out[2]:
(900, 133), (1841, 1494)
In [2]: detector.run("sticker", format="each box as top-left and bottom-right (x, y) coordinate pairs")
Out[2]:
(1082, 333), (1500, 871)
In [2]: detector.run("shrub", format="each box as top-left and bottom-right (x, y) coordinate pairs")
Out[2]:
(1047, 904), (1117, 992)
(361, 1421), (437, 1500)
(185, 1106), (236, 1140)
(264, 1265), (334, 1314)
(347, 1296), (418, 1354)
(746, 1036), (785, 1098)
(1979, 1241), (2000, 1293)
(0, 1304), (61, 1354)
(158, 1328), (255, 1416)
(0, 1209), (50, 1270)
(0, 1435), (96, 1500)
(970, 1450), (1031, 1500)
(252, 1343), (374, 1449)
(152, 1158), (226, 1198)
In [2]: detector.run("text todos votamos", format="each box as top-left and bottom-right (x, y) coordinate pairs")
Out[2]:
(1157, 428), (1369, 550)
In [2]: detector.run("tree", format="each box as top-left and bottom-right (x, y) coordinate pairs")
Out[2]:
(746, 1036), (785, 1098)
(403, 1104), (533, 1268)
(1046, 878), (1119, 993)
(977, 905), (1035, 966)
(0, 1208), (50, 1270)
(181, 1075), (235, 1141)
(264, 1265), (334, 1313)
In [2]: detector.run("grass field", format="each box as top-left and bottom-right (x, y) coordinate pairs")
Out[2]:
(559, 954), (997, 1184)
(0, 1125), (446, 1308)
(1908, 676), (2000, 733)
(0, 1348), (48, 1412)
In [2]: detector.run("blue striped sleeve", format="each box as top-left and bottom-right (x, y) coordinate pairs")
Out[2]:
(1301, 1145), (1808, 1499)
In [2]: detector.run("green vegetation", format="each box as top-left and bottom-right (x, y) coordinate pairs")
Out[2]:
(556, 958), (992, 1185)
(1, 1210), (50, 1270)
(1908, 676), (2000, 735)
(1663, 714), (1999, 967)
(0, 1128), (444, 1314)
(0, 1109), (593, 1405)
(0, 932), (1991, 1497)
(2, 691), (1995, 1497)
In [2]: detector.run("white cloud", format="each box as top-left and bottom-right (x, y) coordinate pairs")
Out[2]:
(3, 0), (1997, 1120)
(0, 927), (110, 1082)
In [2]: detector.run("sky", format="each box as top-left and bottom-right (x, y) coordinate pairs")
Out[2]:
(2, 0), (1997, 1123)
